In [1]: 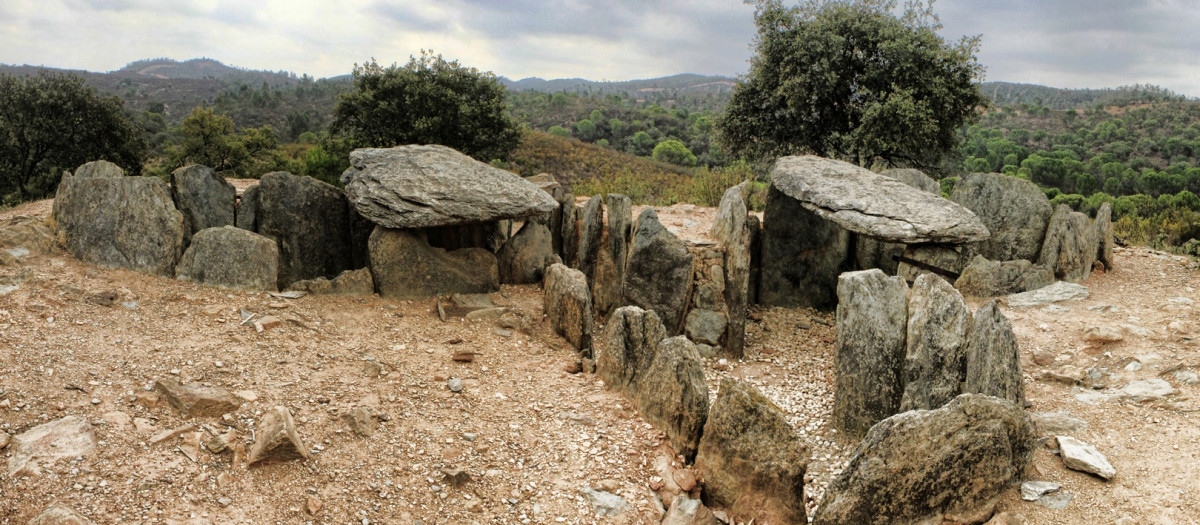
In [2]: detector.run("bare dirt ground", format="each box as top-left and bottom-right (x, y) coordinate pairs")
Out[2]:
(1, 198), (1198, 525)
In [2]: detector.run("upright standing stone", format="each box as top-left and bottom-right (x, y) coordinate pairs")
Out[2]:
(550, 192), (572, 258)
(576, 195), (605, 282)
(257, 171), (352, 289)
(369, 227), (498, 299)
(597, 306), (667, 396)
(542, 263), (594, 355)
(497, 216), (554, 284)
(1038, 204), (1099, 282)
(560, 196), (579, 267)
(747, 213), (762, 305)
(622, 208), (694, 334)
(964, 302), (1027, 407)
(635, 336), (709, 461)
(710, 182), (752, 357)
(235, 184), (259, 232)
(814, 395), (1034, 525)
(761, 185), (849, 309)
(175, 226), (279, 292)
(694, 379), (808, 525)
(606, 194), (633, 280)
(900, 274), (972, 412)
(951, 172), (1053, 262)
(591, 228), (622, 318)
(1094, 202), (1114, 271)
(170, 164), (235, 244)
(53, 161), (185, 277)
(833, 269), (908, 438)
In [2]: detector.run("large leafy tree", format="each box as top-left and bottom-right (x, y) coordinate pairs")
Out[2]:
(0, 71), (145, 201)
(331, 51), (521, 162)
(718, 0), (987, 170)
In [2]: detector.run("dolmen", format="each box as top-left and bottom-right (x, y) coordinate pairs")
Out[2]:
(760, 156), (989, 308)
(341, 145), (558, 299)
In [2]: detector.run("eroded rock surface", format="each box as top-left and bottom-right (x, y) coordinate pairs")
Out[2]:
(833, 269), (908, 438)
(621, 208), (693, 333)
(950, 172), (1053, 261)
(175, 226), (279, 291)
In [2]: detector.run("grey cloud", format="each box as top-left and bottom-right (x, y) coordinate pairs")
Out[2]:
(369, 2), (453, 32)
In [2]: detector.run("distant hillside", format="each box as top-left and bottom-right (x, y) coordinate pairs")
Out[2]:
(979, 81), (1191, 110)
(501, 73), (737, 96)
(115, 58), (300, 85)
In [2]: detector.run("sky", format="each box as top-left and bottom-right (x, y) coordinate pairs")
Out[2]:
(2, 0), (1199, 97)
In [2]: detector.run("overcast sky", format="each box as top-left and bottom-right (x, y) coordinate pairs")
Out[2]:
(2, 0), (1199, 96)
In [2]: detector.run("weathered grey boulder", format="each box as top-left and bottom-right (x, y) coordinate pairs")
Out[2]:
(597, 306), (667, 395)
(1006, 280), (1089, 308)
(833, 269), (908, 438)
(6, 416), (97, 477)
(1095, 202), (1114, 271)
(710, 182), (752, 356)
(235, 184), (259, 231)
(606, 193), (632, 280)
(761, 185), (849, 309)
(950, 172), (1053, 261)
(622, 208), (693, 333)
(341, 145), (557, 228)
(368, 227), (498, 299)
(543, 263), (593, 354)
(576, 195), (605, 282)
(814, 394), (1035, 525)
(900, 274), (972, 412)
(685, 309), (727, 347)
(1038, 204), (1100, 282)
(695, 379), (808, 525)
(964, 302), (1027, 407)
(28, 504), (95, 525)
(288, 268), (375, 296)
(497, 217), (554, 284)
(53, 161), (185, 277)
(526, 173), (564, 201)
(771, 156), (988, 244)
(955, 255), (1055, 298)
(174, 226), (279, 291)
(857, 168), (942, 274)
(635, 336), (708, 461)
(170, 164), (235, 243)
(257, 171), (352, 288)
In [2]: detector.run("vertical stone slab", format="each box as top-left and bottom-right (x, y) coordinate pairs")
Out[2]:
(1038, 204), (1099, 282)
(621, 208), (694, 334)
(236, 184), (259, 232)
(634, 336), (709, 461)
(760, 185), (849, 309)
(950, 172), (1053, 262)
(597, 306), (667, 395)
(543, 263), (594, 355)
(694, 379), (808, 525)
(711, 182), (752, 357)
(964, 302), (1027, 407)
(833, 269), (908, 438)
(606, 193), (632, 281)
(576, 195), (604, 283)
(560, 195), (579, 267)
(747, 213), (762, 305)
(257, 171), (352, 289)
(899, 274), (972, 412)
(171, 164), (235, 245)
(497, 216), (554, 285)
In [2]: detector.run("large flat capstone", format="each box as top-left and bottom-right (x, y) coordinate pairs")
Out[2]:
(341, 145), (559, 229)
(770, 156), (989, 244)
